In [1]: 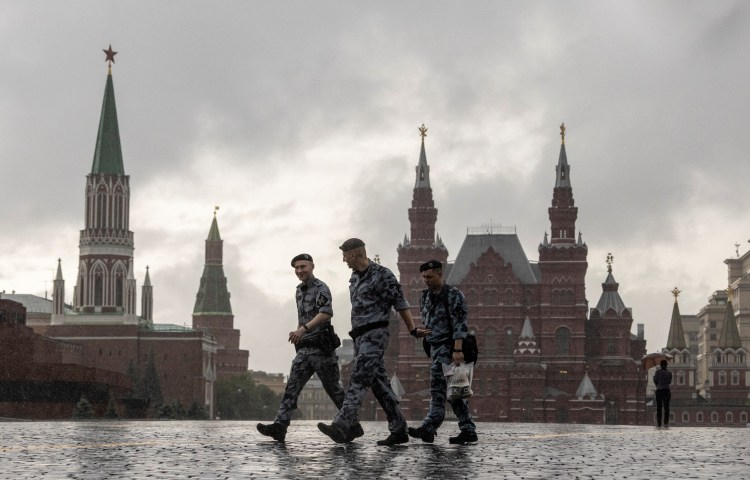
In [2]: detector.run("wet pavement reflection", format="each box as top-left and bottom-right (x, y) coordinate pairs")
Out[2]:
(0, 420), (747, 479)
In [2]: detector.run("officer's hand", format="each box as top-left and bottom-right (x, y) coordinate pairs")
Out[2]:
(415, 327), (432, 338)
(288, 328), (304, 344)
(452, 351), (464, 365)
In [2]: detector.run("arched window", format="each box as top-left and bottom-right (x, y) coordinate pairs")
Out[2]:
(94, 271), (104, 307)
(115, 273), (124, 308)
(682, 411), (689, 423)
(556, 327), (570, 355)
(715, 352), (722, 364)
(97, 187), (107, 228)
(482, 289), (497, 306)
(731, 370), (740, 385)
(718, 370), (727, 386)
(726, 412), (734, 423)
(504, 327), (515, 355)
(711, 411), (719, 423)
(677, 371), (685, 385)
(467, 288), (477, 305)
(504, 289), (514, 305)
(741, 412), (748, 423)
(485, 327), (497, 356)
(696, 411), (704, 423)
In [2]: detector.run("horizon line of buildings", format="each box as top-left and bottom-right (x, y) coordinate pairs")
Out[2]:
(2, 51), (748, 426)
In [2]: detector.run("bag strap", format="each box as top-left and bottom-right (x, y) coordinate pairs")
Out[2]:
(442, 284), (455, 341)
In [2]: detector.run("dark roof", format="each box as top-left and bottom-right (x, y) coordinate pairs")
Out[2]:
(593, 272), (628, 316)
(666, 301), (687, 350)
(0, 293), (74, 315)
(718, 300), (743, 349)
(446, 232), (539, 285)
(91, 71), (125, 175)
(192, 265), (233, 315)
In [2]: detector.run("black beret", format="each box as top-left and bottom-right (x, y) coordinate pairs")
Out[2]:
(291, 253), (313, 266)
(419, 260), (443, 272)
(339, 238), (365, 252)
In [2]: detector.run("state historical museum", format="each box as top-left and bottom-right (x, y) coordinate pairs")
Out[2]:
(390, 125), (648, 425)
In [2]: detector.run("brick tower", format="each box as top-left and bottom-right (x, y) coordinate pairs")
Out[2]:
(536, 123), (589, 383)
(192, 209), (249, 379)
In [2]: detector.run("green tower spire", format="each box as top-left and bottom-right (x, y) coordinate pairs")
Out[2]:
(193, 208), (232, 315)
(91, 46), (125, 175)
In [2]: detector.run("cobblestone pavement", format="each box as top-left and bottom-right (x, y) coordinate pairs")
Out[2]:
(0, 420), (748, 479)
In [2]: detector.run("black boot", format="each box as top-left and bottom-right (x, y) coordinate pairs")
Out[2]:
(408, 426), (435, 443)
(376, 430), (409, 446)
(257, 423), (286, 442)
(448, 430), (477, 444)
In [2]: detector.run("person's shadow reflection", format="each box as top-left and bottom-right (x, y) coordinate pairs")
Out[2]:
(262, 439), (407, 479)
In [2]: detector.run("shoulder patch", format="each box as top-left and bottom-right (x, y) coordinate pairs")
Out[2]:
(317, 292), (330, 306)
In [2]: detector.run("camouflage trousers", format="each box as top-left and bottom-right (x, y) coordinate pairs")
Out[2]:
(419, 343), (476, 435)
(333, 327), (406, 434)
(274, 348), (345, 427)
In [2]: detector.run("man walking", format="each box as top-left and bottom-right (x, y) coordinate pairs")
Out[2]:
(654, 359), (672, 429)
(318, 238), (430, 446)
(257, 253), (363, 442)
(408, 260), (477, 445)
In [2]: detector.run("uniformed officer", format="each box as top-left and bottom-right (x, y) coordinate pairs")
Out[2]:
(408, 260), (478, 445)
(318, 238), (430, 446)
(257, 253), (363, 442)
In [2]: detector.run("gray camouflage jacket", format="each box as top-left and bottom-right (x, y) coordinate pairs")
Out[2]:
(420, 284), (469, 346)
(296, 276), (333, 340)
(348, 261), (409, 329)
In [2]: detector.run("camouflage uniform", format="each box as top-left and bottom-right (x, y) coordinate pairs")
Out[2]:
(273, 276), (344, 427)
(418, 284), (476, 436)
(332, 262), (410, 435)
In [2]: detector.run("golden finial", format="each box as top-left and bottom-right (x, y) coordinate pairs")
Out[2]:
(606, 252), (613, 273)
(418, 124), (428, 140)
(214, 205), (220, 216)
(726, 286), (733, 299)
(671, 287), (681, 302)
(560, 122), (566, 145)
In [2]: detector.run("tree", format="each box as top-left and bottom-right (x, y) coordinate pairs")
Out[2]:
(73, 395), (94, 419)
(142, 349), (163, 407)
(214, 372), (281, 420)
(187, 399), (209, 420)
(104, 394), (119, 419)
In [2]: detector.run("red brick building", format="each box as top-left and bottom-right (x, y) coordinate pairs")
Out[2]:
(389, 125), (647, 425)
(650, 292), (749, 426)
(39, 57), (219, 417)
(192, 211), (249, 379)
(1, 298), (132, 419)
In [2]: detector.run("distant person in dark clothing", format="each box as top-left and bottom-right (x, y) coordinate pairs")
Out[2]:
(653, 359), (672, 429)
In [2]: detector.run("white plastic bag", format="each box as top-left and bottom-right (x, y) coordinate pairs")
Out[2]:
(443, 362), (474, 399)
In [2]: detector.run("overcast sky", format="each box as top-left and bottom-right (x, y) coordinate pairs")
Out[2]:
(2, 1), (749, 374)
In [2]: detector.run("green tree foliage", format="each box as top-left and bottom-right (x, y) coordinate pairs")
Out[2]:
(156, 400), (188, 419)
(214, 372), (281, 420)
(104, 394), (119, 419)
(73, 395), (94, 419)
(142, 349), (163, 406)
(187, 399), (209, 420)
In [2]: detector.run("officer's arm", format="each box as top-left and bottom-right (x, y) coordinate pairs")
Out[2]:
(398, 309), (430, 338)
(289, 312), (332, 344)
(302, 312), (332, 331)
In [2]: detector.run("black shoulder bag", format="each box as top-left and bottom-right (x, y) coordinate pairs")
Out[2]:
(421, 285), (478, 364)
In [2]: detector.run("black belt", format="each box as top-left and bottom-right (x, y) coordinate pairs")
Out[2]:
(348, 320), (390, 340)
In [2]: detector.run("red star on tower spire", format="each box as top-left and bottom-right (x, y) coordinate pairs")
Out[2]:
(103, 45), (117, 71)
